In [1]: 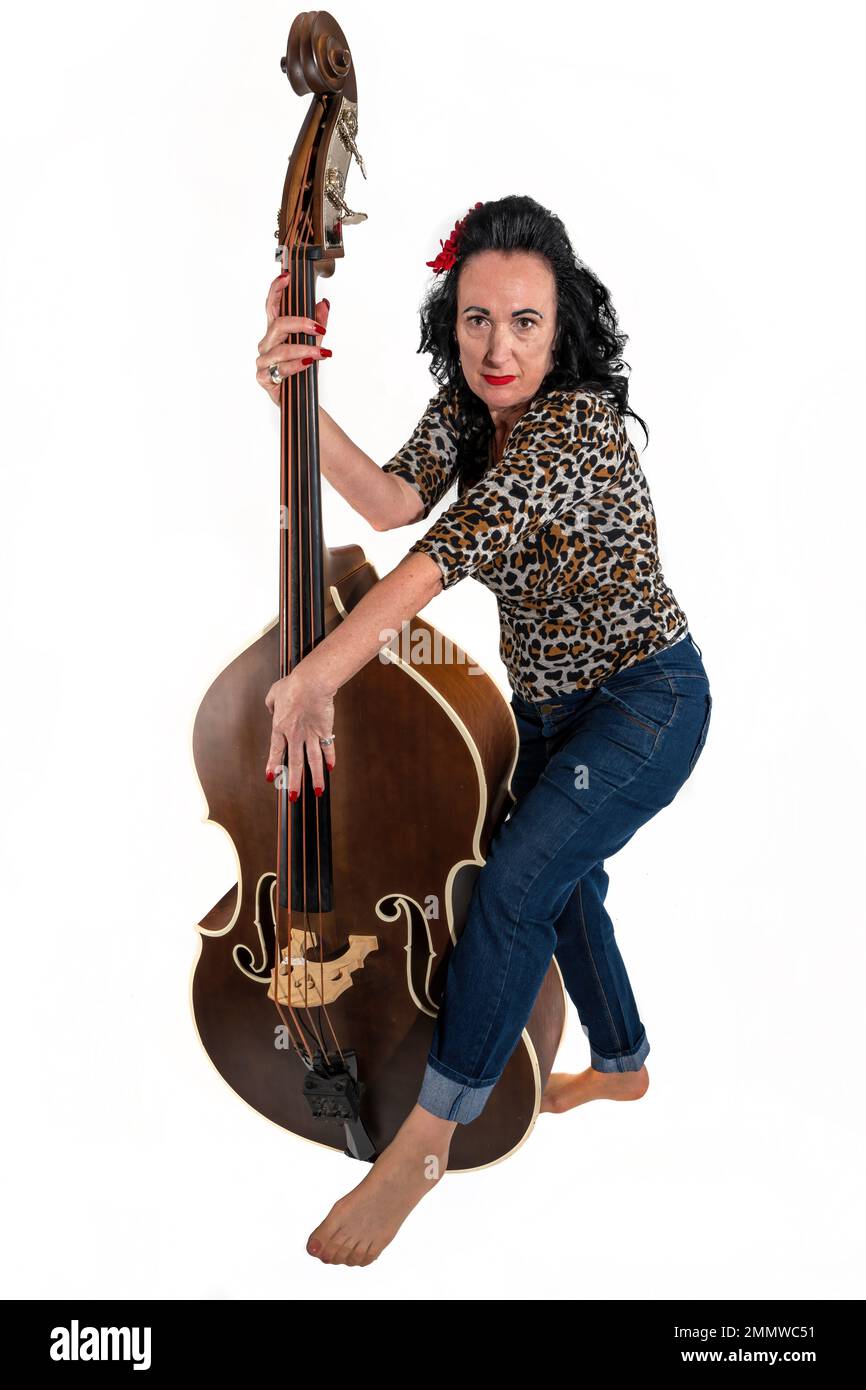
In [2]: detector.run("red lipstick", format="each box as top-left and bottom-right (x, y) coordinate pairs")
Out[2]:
(482, 374), (516, 385)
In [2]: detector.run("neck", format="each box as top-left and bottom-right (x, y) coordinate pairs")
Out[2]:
(489, 402), (526, 435)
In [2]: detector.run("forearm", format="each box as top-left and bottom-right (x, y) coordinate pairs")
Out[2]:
(318, 406), (418, 531)
(299, 550), (443, 696)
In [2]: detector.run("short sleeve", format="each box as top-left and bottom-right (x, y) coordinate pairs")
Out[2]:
(381, 386), (460, 521)
(406, 390), (622, 590)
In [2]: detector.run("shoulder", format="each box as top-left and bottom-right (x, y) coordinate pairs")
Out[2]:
(394, 384), (460, 454)
(531, 385), (620, 428)
(424, 381), (459, 418)
(511, 386), (624, 451)
(410, 383), (461, 443)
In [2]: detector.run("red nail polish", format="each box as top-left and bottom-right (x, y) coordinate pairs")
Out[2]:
(301, 357), (314, 365)
(289, 789), (299, 802)
(313, 323), (327, 334)
(322, 299), (330, 309)
(319, 348), (332, 358)
(265, 770), (274, 782)
(314, 786), (323, 797)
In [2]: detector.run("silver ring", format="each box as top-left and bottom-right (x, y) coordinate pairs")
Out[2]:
(319, 735), (336, 747)
(268, 363), (282, 385)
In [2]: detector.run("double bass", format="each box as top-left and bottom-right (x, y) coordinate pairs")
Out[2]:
(191, 10), (567, 1172)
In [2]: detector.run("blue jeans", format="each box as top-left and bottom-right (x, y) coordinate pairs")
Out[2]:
(417, 630), (713, 1123)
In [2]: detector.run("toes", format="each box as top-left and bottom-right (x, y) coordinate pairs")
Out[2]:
(306, 1228), (378, 1267)
(307, 1197), (352, 1259)
(323, 1235), (360, 1266)
(307, 1230), (330, 1258)
(307, 1218), (347, 1261)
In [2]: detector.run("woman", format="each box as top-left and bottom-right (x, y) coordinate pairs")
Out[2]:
(255, 195), (712, 1266)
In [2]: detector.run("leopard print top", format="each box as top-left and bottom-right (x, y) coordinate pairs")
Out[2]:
(381, 383), (689, 703)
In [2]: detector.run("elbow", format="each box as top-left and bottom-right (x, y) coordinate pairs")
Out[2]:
(371, 508), (403, 531)
(372, 506), (424, 532)
(400, 548), (444, 604)
(421, 557), (445, 601)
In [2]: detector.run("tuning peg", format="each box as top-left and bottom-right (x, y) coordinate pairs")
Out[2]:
(325, 167), (367, 223)
(338, 109), (367, 180)
(348, 142), (367, 180)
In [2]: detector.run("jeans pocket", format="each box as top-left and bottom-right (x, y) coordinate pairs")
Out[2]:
(687, 692), (713, 774)
(597, 676), (679, 735)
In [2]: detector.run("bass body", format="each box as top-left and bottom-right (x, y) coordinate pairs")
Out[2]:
(193, 542), (567, 1170)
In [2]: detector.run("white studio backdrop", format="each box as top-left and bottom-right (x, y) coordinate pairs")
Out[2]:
(1, 0), (863, 1299)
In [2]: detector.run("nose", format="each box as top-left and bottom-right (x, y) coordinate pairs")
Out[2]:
(484, 323), (513, 367)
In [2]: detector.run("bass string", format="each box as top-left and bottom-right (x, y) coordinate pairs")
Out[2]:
(298, 221), (347, 1068)
(270, 211), (318, 1062)
(296, 238), (317, 1030)
(271, 191), (345, 1069)
(270, 235), (312, 1065)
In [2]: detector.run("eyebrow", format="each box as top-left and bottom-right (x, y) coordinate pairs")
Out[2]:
(461, 306), (544, 317)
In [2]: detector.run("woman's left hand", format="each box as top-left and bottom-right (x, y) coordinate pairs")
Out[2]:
(264, 667), (337, 797)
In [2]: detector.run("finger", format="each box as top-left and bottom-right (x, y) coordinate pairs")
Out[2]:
(266, 727), (286, 782)
(256, 365), (284, 401)
(256, 342), (329, 372)
(256, 357), (318, 393)
(314, 297), (331, 331)
(321, 742), (336, 774)
(286, 738), (304, 802)
(265, 272), (290, 326)
(258, 313), (327, 355)
(305, 737), (326, 797)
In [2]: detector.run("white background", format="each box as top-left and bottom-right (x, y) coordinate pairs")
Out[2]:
(2, 0), (863, 1299)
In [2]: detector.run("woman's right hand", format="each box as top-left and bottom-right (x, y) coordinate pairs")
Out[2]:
(256, 271), (331, 405)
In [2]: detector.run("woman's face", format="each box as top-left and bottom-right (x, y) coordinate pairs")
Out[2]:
(455, 250), (557, 414)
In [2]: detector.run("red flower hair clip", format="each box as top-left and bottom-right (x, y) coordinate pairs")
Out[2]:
(426, 201), (484, 273)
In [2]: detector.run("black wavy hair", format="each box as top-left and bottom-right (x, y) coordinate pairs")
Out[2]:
(417, 194), (649, 484)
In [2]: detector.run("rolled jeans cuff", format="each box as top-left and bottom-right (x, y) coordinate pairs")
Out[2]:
(417, 1057), (498, 1124)
(589, 1026), (650, 1074)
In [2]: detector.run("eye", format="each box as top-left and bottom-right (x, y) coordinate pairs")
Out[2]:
(464, 315), (539, 329)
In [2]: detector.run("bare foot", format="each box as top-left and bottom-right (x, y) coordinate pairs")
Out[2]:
(540, 1064), (649, 1114)
(306, 1104), (458, 1266)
